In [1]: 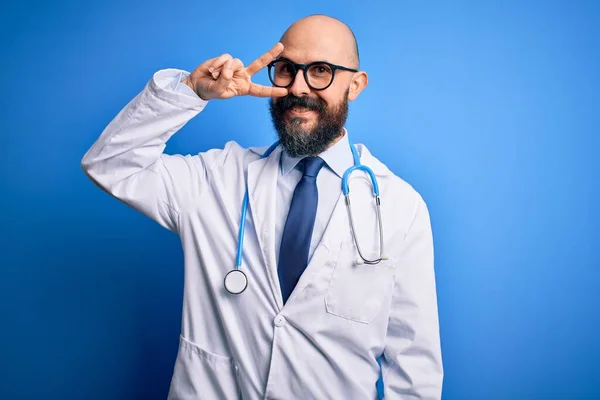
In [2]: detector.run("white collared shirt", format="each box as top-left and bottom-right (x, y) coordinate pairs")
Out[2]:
(276, 131), (355, 265)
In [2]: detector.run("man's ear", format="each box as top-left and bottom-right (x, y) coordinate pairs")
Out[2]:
(348, 71), (368, 101)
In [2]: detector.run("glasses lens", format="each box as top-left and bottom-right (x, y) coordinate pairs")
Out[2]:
(307, 63), (333, 89)
(269, 60), (295, 87)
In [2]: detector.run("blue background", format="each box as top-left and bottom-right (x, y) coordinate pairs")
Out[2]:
(1, 0), (599, 398)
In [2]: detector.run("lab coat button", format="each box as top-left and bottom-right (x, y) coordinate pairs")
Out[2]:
(274, 315), (286, 327)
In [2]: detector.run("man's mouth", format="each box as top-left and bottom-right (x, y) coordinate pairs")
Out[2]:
(286, 106), (315, 116)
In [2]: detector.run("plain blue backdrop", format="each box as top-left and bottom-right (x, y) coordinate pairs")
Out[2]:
(1, 0), (599, 398)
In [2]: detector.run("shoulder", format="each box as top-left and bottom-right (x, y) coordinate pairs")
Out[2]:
(356, 143), (424, 200)
(194, 140), (262, 165)
(356, 143), (430, 225)
(192, 140), (280, 172)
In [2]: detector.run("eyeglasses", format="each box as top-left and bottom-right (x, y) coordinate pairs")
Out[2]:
(267, 58), (358, 91)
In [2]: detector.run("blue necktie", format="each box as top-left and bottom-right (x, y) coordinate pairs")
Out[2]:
(278, 156), (326, 303)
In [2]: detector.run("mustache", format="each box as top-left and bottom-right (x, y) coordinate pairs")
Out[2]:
(274, 95), (325, 113)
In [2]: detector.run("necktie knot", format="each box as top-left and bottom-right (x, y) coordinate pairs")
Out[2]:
(302, 157), (326, 178)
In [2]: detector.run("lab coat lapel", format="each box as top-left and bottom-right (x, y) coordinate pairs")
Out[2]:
(247, 147), (282, 306)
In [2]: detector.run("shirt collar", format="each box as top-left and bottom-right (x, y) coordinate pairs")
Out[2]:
(280, 128), (355, 178)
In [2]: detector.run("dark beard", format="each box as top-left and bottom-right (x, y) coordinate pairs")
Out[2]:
(269, 91), (349, 158)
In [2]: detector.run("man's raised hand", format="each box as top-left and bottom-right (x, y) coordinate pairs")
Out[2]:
(183, 43), (289, 100)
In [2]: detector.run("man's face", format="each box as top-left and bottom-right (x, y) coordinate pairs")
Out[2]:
(268, 28), (358, 158)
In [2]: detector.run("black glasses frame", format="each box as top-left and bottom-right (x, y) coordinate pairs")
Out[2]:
(267, 58), (358, 91)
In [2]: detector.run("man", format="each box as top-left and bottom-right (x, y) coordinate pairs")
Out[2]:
(82, 14), (443, 399)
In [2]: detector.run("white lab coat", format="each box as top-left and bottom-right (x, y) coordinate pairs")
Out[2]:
(81, 69), (443, 399)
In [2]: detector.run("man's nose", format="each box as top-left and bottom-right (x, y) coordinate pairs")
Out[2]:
(288, 69), (311, 97)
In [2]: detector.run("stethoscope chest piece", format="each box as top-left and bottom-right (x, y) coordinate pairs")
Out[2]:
(224, 269), (248, 295)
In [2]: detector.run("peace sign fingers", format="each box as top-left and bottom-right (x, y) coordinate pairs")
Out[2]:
(185, 43), (286, 100)
(245, 42), (284, 76)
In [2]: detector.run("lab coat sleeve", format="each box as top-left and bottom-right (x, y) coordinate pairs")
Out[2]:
(381, 194), (443, 399)
(81, 69), (209, 232)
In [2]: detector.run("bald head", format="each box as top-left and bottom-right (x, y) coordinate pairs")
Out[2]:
(280, 15), (359, 69)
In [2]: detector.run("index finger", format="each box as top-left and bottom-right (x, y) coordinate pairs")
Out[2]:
(245, 42), (284, 76)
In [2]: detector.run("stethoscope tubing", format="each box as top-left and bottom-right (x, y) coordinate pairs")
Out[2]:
(234, 138), (386, 272)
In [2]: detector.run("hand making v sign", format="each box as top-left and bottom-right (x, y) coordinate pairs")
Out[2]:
(182, 42), (289, 100)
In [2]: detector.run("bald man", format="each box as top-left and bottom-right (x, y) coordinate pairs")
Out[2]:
(82, 14), (443, 400)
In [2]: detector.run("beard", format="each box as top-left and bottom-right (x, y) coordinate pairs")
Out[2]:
(269, 90), (349, 158)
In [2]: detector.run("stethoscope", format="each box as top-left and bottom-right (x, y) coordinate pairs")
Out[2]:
(224, 139), (388, 295)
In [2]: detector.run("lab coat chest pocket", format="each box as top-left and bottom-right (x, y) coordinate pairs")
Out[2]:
(168, 335), (241, 400)
(325, 240), (396, 324)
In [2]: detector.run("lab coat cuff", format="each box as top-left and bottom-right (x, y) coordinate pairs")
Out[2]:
(148, 68), (209, 111)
